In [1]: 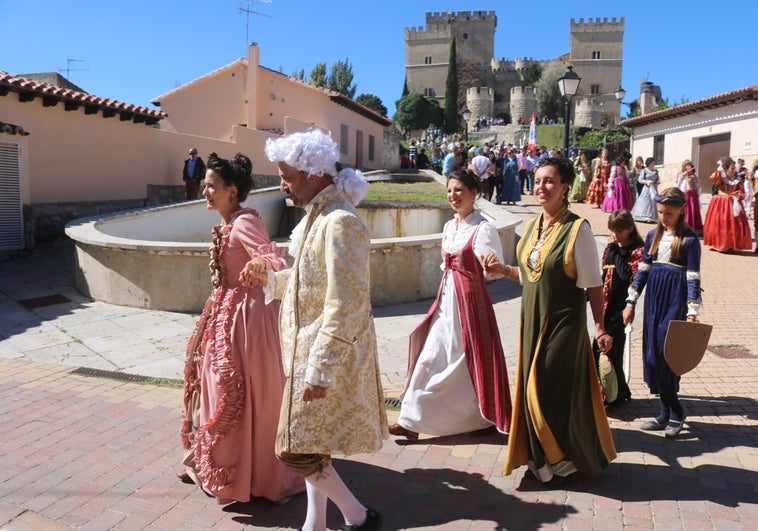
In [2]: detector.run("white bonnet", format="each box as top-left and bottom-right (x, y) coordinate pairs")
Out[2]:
(265, 128), (367, 206)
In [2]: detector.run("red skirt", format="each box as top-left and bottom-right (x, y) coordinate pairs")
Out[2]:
(703, 195), (752, 251)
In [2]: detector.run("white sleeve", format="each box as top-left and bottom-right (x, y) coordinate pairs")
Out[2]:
(472, 222), (505, 280)
(573, 221), (602, 289)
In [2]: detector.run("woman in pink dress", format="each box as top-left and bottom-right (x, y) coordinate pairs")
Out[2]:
(179, 152), (304, 504)
(602, 156), (634, 212)
(676, 160), (703, 235)
(586, 149), (610, 208)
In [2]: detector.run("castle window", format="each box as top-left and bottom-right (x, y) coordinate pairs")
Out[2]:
(592, 51), (601, 60)
(423, 88), (435, 97)
(462, 32), (469, 40)
(590, 84), (600, 95)
(424, 56), (433, 64)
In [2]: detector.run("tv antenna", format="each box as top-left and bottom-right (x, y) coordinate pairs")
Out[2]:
(238, 0), (272, 52)
(58, 58), (88, 80)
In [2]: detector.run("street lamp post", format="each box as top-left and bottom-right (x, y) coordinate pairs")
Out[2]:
(615, 86), (636, 119)
(557, 66), (581, 157)
(462, 107), (471, 142)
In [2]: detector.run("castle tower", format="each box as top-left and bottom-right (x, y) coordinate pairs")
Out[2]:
(509, 86), (537, 124)
(574, 97), (603, 129)
(465, 87), (494, 128)
(404, 11), (496, 109)
(569, 17), (625, 119)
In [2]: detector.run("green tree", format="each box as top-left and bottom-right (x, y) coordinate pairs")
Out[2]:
(535, 62), (564, 122)
(443, 37), (460, 134)
(534, 61), (566, 120)
(310, 62), (327, 87)
(327, 58), (357, 99)
(393, 93), (444, 134)
(402, 77), (409, 98)
(293, 68), (305, 80)
(356, 93), (388, 117)
(521, 62), (543, 87)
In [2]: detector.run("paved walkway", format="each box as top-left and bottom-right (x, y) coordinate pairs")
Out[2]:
(1, 194), (757, 530)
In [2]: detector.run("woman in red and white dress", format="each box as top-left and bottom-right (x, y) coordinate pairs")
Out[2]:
(702, 156), (752, 252)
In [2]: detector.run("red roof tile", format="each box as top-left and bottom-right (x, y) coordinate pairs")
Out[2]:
(0, 71), (167, 125)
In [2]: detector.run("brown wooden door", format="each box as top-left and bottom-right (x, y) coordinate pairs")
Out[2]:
(697, 133), (730, 191)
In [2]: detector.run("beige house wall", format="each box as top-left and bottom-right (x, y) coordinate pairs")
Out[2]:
(156, 61), (248, 140)
(158, 45), (388, 172)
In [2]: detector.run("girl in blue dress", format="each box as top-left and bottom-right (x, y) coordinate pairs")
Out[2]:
(623, 187), (702, 438)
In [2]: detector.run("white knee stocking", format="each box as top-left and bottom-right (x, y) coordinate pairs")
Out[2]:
(305, 464), (367, 526)
(302, 479), (328, 531)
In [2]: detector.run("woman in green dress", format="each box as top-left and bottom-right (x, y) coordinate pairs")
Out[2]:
(483, 156), (617, 485)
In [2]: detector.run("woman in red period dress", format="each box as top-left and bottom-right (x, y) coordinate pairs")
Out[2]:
(703, 156), (751, 252)
(586, 149), (610, 207)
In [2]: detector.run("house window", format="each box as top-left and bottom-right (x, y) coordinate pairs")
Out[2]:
(590, 84), (600, 95)
(368, 135), (375, 162)
(653, 134), (665, 163)
(340, 124), (349, 154)
(592, 51), (601, 60)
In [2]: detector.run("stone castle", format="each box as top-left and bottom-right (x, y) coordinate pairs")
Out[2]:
(404, 11), (624, 132)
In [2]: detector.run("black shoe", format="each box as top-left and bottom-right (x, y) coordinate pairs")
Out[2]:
(342, 507), (382, 531)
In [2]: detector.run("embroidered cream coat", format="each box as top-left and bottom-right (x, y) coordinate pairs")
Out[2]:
(272, 186), (388, 455)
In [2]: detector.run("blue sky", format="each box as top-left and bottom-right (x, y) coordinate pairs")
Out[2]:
(2, 0), (756, 118)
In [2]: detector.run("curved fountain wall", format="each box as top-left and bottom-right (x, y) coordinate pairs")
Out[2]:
(65, 177), (519, 312)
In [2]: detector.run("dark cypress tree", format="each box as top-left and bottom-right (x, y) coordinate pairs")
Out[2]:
(443, 37), (459, 134)
(402, 77), (409, 97)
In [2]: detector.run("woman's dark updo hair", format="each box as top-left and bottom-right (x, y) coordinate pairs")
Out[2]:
(534, 156), (576, 188)
(447, 169), (482, 196)
(206, 152), (254, 201)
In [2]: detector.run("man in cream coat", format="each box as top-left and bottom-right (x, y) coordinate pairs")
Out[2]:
(245, 129), (387, 531)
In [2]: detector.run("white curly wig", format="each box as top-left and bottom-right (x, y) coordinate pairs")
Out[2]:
(265, 128), (368, 206)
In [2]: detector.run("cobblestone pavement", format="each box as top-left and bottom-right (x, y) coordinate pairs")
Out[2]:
(1, 193), (757, 530)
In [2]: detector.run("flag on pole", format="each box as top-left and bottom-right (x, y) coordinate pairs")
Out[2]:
(527, 112), (537, 153)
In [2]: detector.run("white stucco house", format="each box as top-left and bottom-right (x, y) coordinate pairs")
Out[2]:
(621, 84), (758, 188)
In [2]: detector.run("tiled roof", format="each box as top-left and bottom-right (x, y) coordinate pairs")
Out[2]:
(620, 84), (758, 127)
(0, 71), (166, 125)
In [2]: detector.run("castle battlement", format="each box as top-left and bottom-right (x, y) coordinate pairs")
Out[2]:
(510, 86), (537, 98)
(404, 26), (453, 40)
(425, 11), (496, 24)
(570, 17), (625, 31)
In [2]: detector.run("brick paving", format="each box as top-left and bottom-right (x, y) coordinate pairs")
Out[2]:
(1, 193), (757, 530)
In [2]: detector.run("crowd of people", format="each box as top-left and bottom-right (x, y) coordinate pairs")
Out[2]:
(177, 131), (757, 528)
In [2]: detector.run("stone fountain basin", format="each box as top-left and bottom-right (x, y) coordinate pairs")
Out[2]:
(65, 177), (518, 311)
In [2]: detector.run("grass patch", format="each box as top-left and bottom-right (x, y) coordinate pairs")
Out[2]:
(364, 181), (448, 202)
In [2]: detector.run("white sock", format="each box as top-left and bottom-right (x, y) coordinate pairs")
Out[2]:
(306, 464), (367, 526)
(302, 480), (328, 531)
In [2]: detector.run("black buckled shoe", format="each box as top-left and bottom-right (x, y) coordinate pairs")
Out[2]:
(342, 507), (382, 531)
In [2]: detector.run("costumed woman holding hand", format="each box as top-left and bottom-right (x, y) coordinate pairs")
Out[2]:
(179, 152), (304, 504)
(389, 169), (512, 441)
(482, 157), (616, 485)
